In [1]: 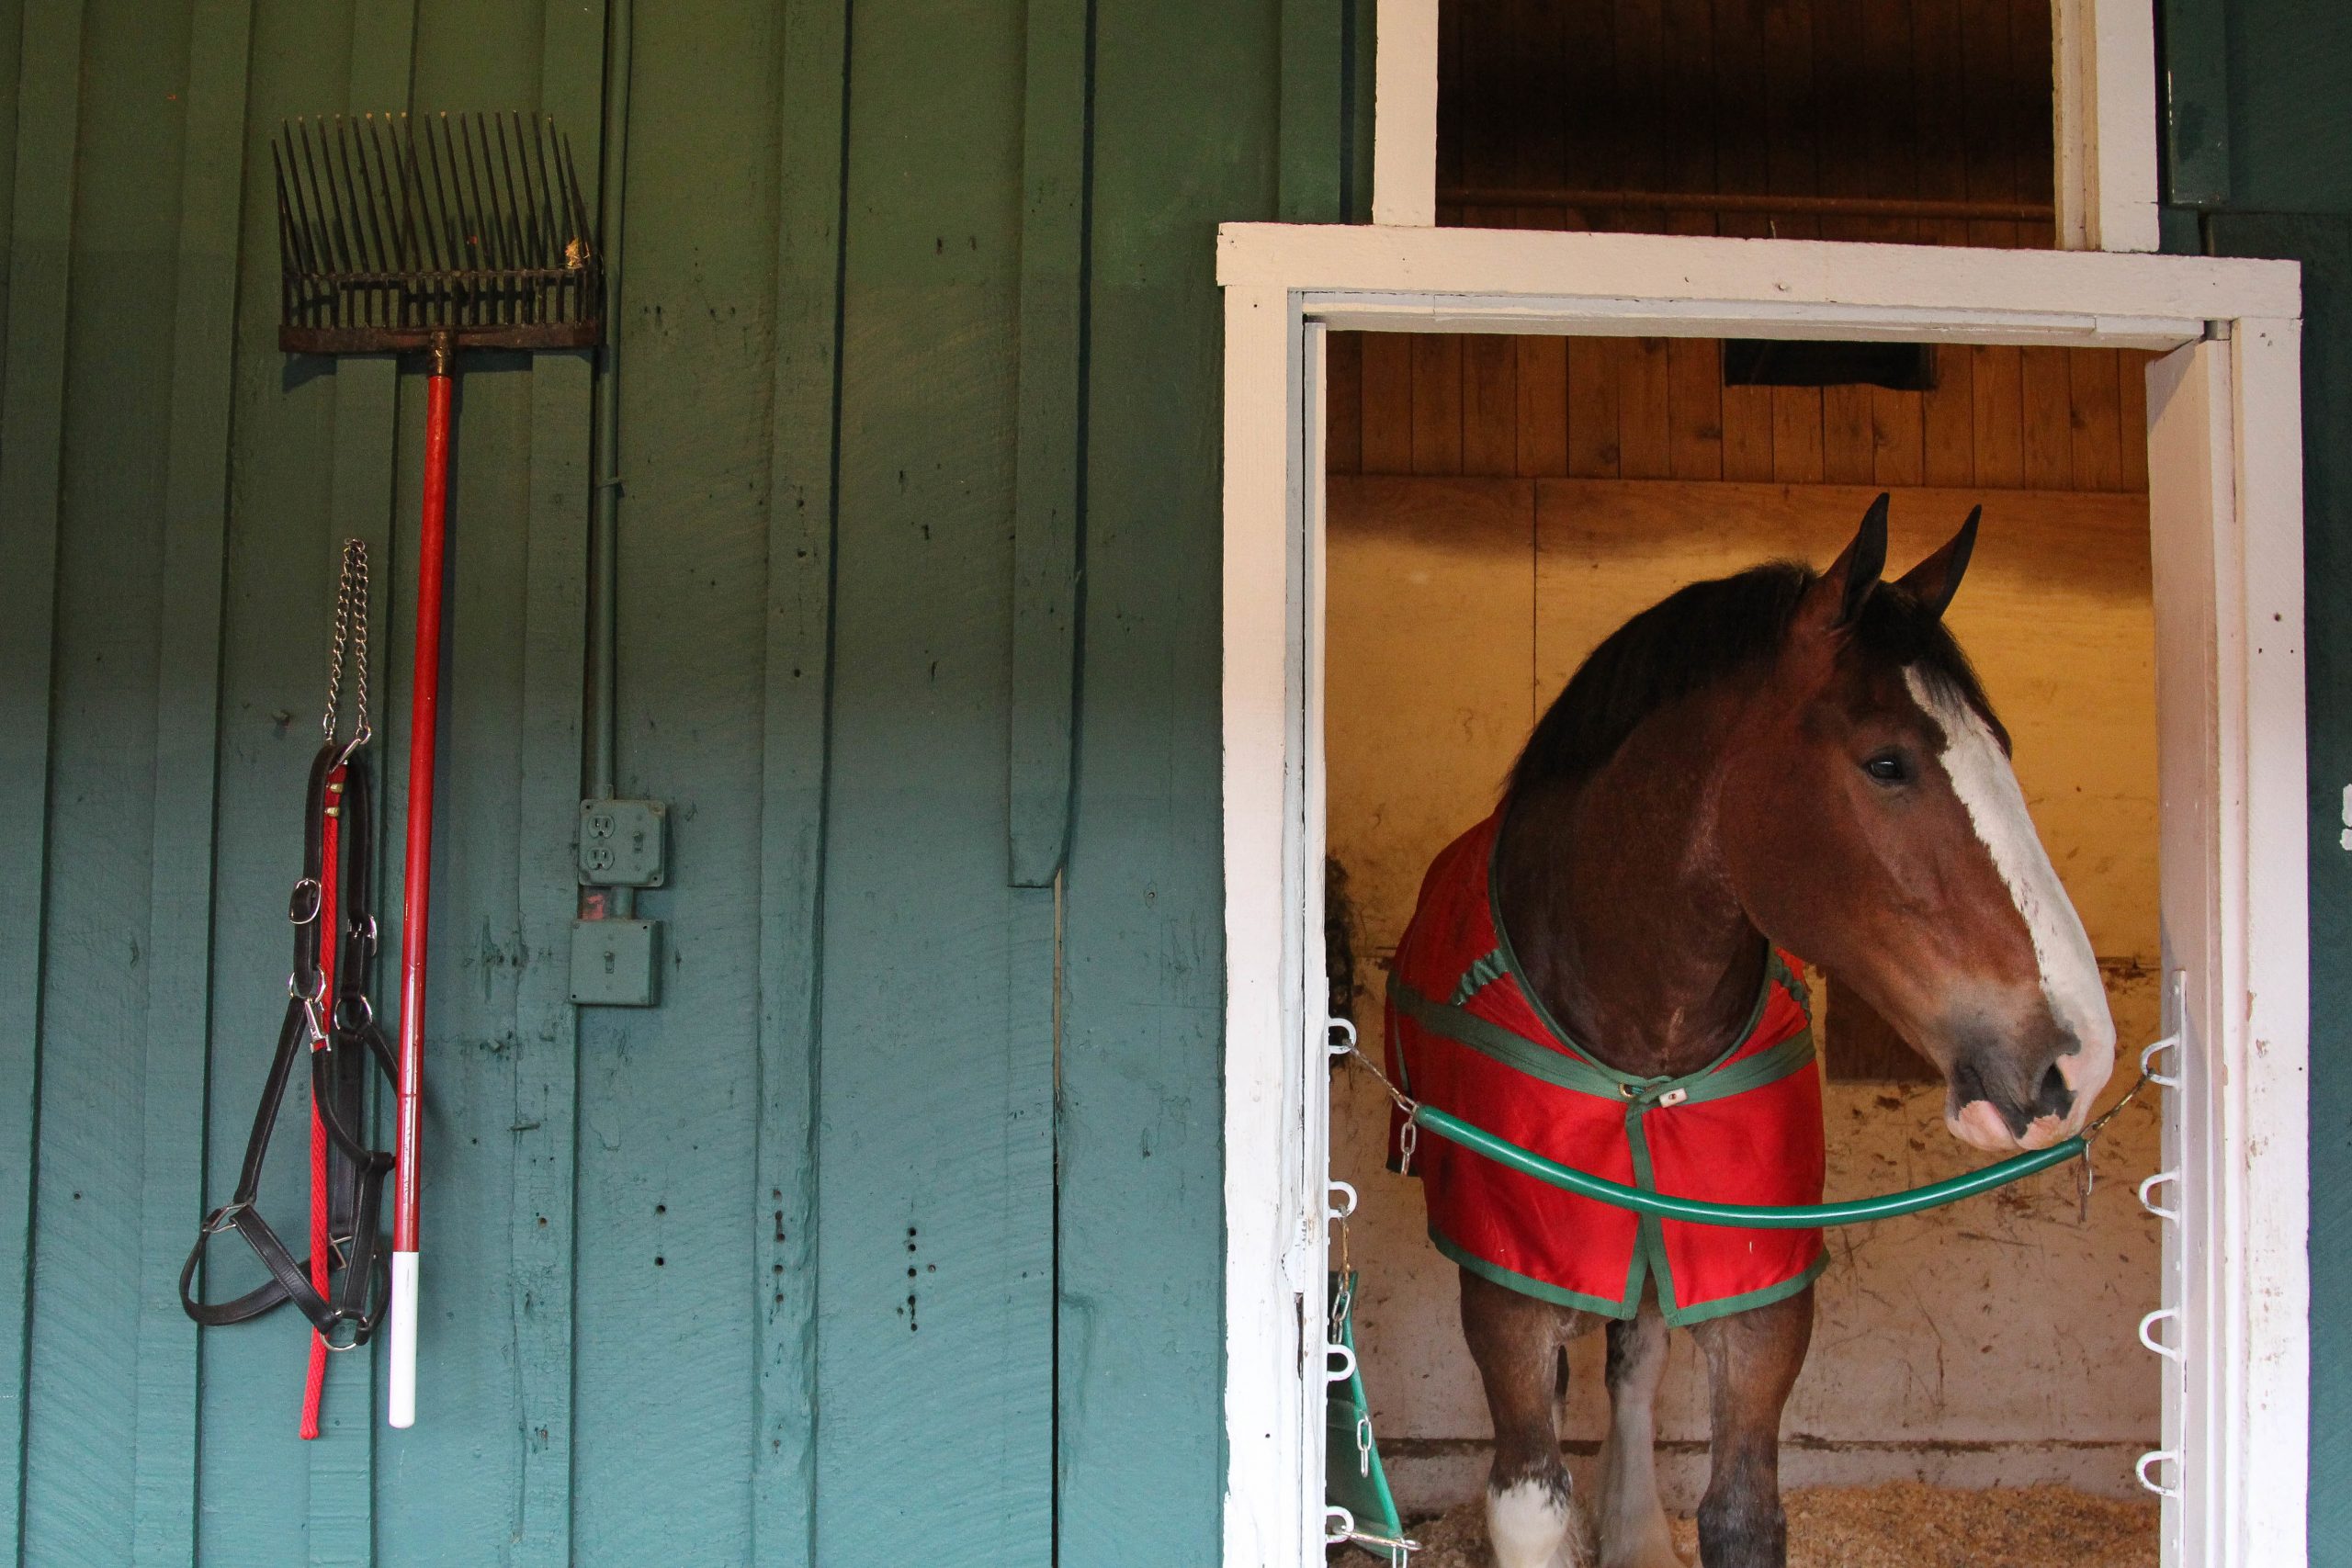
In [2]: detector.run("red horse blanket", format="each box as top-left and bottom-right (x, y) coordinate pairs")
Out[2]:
(1385, 815), (1826, 1326)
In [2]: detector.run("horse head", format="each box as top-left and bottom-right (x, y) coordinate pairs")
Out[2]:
(1713, 495), (2116, 1151)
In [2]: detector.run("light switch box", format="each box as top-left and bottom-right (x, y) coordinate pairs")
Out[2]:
(571, 918), (662, 1007)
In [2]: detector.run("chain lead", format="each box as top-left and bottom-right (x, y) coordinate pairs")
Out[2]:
(322, 539), (373, 750)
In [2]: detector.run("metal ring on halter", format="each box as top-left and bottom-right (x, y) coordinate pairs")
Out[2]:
(1326, 1340), (1357, 1383)
(2139, 1169), (2183, 1224)
(2137, 1450), (2183, 1499)
(317, 1314), (367, 1352)
(334, 993), (375, 1032)
(288, 969), (327, 1005)
(2139, 1306), (2183, 1361)
(288, 877), (322, 925)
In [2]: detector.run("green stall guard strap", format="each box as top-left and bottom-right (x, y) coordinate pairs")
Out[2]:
(1326, 1271), (1413, 1561)
(1410, 1105), (2085, 1228)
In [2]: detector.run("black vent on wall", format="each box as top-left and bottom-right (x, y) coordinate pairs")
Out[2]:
(1723, 341), (1939, 391)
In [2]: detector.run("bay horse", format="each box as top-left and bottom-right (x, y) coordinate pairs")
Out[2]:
(1385, 495), (2117, 1568)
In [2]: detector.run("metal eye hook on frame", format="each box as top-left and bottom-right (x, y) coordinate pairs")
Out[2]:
(1326, 1340), (1357, 1384)
(2139, 1305), (2184, 1362)
(1325, 1506), (1357, 1547)
(2137, 1450), (2183, 1500)
(2138, 1169), (2182, 1225)
(1328, 1017), (1357, 1059)
(1328, 1179), (1359, 1222)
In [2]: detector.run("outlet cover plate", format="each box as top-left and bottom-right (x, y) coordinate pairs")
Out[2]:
(579, 798), (666, 887)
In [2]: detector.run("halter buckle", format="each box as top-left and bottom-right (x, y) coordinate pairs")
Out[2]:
(288, 878), (322, 925)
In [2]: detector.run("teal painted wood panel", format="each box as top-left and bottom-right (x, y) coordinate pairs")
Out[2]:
(562, 0), (783, 1558)
(1054, 0), (1281, 1559)
(2222, 0), (2352, 212)
(130, 0), (252, 1561)
(0, 0), (85, 1555)
(751, 0), (852, 1559)
(811, 0), (1054, 1560)
(20, 6), (190, 1557)
(2, 0), (1329, 1559)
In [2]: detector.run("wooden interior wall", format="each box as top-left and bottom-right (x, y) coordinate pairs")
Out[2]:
(1329, 333), (2156, 493)
(1435, 0), (2057, 244)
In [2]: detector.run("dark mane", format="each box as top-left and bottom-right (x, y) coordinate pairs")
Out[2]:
(1506, 561), (2000, 800)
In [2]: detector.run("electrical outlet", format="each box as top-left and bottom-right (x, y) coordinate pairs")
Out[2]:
(571, 918), (662, 1007)
(579, 798), (666, 887)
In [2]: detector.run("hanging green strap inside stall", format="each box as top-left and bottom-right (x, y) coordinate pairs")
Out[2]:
(1326, 1270), (1416, 1562)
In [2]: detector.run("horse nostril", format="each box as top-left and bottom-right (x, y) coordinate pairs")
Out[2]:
(2037, 1061), (2075, 1119)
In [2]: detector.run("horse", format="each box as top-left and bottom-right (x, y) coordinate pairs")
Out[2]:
(1383, 494), (2118, 1568)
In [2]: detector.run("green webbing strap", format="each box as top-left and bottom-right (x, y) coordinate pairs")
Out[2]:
(1325, 1271), (1414, 1561)
(1411, 1103), (2086, 1228)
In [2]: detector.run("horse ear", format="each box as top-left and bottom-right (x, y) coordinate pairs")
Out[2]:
(1894, 504), (1981, 622)
(1801, 492), (1889, 632)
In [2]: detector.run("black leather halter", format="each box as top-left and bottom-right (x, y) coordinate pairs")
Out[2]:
(180, 739), (397, 1344)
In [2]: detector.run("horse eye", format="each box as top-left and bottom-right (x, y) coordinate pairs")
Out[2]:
(1863, 752), (1909, 784)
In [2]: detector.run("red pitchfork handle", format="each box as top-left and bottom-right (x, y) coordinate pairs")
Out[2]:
(390, 336), (454, 1429)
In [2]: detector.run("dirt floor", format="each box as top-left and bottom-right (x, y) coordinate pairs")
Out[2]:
(1334, 1482), (2157, 1568)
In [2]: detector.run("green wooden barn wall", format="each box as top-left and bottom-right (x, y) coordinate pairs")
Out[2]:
(0, 0), (1365, 1560)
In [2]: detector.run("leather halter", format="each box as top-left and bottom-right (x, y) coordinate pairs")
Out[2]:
(180, 739), (397, 1345)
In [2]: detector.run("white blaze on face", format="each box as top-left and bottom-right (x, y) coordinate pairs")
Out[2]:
(1902, 668), (2117, 1107)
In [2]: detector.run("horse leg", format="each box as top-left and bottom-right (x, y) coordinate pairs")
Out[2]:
(1595, 1300), (1680, 1568)
(1459, 1267), (1592, 1568)
(1685, 1284), (1815, 1568)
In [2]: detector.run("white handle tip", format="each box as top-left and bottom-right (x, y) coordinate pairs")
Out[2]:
(388, 1251), (418, 1428)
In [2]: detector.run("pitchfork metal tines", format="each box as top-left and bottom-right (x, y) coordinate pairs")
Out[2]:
(273, 111), (603, 353)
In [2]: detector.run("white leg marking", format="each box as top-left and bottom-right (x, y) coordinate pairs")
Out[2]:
(1487, 1476), (1587, 1568)
(1903, 668), (2117, 1100)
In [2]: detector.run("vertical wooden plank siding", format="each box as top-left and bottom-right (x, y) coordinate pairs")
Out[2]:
(1056, 0), (1275, 1557)
(811, 0), (1052, 1558)
(130, 2), (252, 1561)
(0, 1), (85, 1555)
(1008, 0), (1091, 887)
(503, 3), (605, 1562)
(752, 0), (850, 1559)
(1278, 0), (1340, 220)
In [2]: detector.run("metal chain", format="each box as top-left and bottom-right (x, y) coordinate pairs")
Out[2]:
(321, 539), (372, 750)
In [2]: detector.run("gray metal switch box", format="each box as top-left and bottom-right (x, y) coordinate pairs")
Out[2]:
(579, 798), (666, 886)
(571, 918), (662, 1007)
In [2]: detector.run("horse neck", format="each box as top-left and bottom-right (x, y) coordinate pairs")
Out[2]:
(1494, 704), (1770, 1080)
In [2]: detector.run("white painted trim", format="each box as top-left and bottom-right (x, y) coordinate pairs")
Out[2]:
(1217, 225), (2306, 1568)
(1370, 0), (1435, 226)
(2053, 0), (2163, 253)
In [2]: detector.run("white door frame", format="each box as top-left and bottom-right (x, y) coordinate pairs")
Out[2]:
(1217, 224), (2307, 1567)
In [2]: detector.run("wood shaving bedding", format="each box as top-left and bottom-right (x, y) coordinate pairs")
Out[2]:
(1335, 1482), (2155, 1568)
